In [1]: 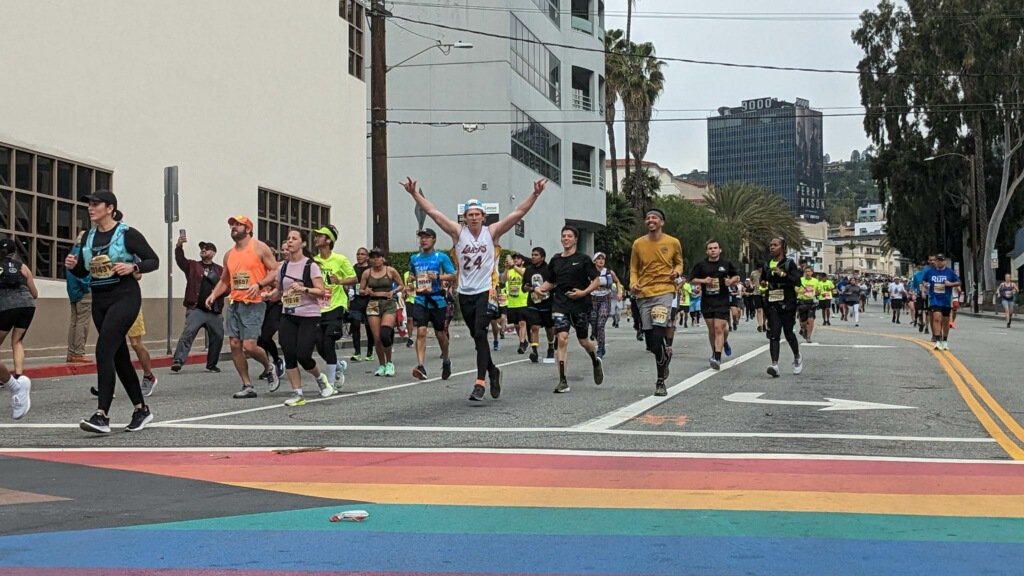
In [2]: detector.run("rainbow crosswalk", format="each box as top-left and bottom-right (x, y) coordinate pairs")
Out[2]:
(1, 449), (1023, 575)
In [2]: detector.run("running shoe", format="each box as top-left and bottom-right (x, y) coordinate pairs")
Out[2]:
(385, 362), (396, 377)
(941, 341), (950, 351)
(406, 338), (414, 348)
(141, 374), (158, 397)
(553, 379), (570, 393)
(266, 368), (281, 393)
(469, 383), (486, 401)
(489, 367), (502, 398)
(592, 357), (604, 385)
(933, 341), (941, 350)
(412, 365), (427, 380)
(793, 357), (804, 375)
(767, 364), (780, 378)
(170, 361), (183, 373)
(492, 340), (500, 352)
(317, 373), (336, 398)
(274, 358), (286, 378)
(350, 354), (363, 362)
(529, 348), (539, 363)
(88, 385), (113, 398)
(709, 356), (721, 371)
(284, 393), (306, 407)
(374, 365), (386, 377)
(517, 342), (527, 354)
(335, 361), (347, 387)
(654, 380), (667, 397)
(597, 346), (605, 358)
(544, 348), (556, 364)
(441, 359), (452, 380)
(724, 341), (733, 357)
(206, 365), (221, 373)
(10, 375), (30, 420)
(125, 405), (153, 432)
(80, 411), (111, 434)
(365, 353), (375, 363)
(233, 386), (257, 399)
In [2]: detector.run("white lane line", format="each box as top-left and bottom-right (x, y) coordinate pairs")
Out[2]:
(802, 343), (897, 348)
(157, 358), (531, 425)
(0, 422), (996, 444)
(574, 344), (769, 431)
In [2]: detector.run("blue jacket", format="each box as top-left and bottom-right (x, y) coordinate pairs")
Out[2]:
(66, 271), (90, 303)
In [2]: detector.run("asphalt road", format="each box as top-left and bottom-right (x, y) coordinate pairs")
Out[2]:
(2, 305), (1021, 459)
(3, 306), (1023, 575)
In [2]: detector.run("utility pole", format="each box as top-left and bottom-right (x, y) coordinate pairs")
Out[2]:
(370, 0), (389, 253)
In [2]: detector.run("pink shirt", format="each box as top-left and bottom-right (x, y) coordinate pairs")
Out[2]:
(280, 258), (323, 317)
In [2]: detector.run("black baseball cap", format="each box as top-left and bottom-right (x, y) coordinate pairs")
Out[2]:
(83, 190), (117, 207)
(199, 241), (217, 252)
(417, 228), (437, 238)
(368, 247), (385, 257)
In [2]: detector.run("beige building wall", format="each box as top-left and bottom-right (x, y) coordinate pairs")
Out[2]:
(0, 0), (366, 356)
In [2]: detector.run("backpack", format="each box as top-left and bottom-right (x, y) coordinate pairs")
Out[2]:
(0, 257), (23, 287)
(279, 258), (314, 289)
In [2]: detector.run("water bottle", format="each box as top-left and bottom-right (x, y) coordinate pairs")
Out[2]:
(330, 510), (369, 522)
(71, 244), (81, 257)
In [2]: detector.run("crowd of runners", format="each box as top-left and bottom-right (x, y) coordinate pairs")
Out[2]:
(1, 185), (1020, 431)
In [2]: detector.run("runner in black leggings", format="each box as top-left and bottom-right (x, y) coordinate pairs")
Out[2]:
(65, 190), (159, 434)
(257, 242), (286, 388)
(348, 247), (375, 362)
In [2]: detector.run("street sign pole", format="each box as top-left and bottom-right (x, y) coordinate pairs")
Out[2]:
(164, 166), (179, 354)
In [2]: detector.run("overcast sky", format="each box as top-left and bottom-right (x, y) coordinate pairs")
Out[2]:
(604, 0), (878, 174)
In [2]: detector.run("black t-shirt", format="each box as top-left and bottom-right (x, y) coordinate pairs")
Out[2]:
(196, 263), (221, 312)
(544, 252), (599, 309)
(524, 260), (552, 310)
(690, 259), (738, 309)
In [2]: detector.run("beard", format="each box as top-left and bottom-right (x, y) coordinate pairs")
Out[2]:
(231, 229), (248, 241)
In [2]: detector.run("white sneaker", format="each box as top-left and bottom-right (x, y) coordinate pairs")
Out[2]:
(335, 360), (347, 387)
(793, 357), (804, 375)
(933, 342), (941, 350)
(10, 375), (30, 420)
(941, 341), (950, 351)
(767, 364), (780, 378)
(317, 373), (336, 398)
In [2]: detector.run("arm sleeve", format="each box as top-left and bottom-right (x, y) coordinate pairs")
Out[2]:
(125, 228), (160, 273)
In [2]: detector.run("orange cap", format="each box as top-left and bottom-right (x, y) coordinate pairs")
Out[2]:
(228, 215), (254, 230)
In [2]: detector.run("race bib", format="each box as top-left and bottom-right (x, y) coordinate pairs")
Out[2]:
(232, 271), (251, 290)
(768, 289), (785, 303)
(281, 291), (303, 310)
(508, 283), (520, 297)
(89, 255), (115, 279)
(650, 305), (669, 327)
(803, 285), (816, 298)
(319, 286), (332, 309)
(934, 283), (946, 294)
(366, 300), (381, 315)
(497, 292), (508, 306)
(416, 272), (432, 293)
(707, 277), (720, 295)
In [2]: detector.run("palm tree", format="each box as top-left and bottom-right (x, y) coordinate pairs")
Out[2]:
(604, 29), (628, 196)
(595, 190), (640, 275)
(618, 40), (666, 213)
(703, 182), (807, 263)
(626, 0), (639, 43)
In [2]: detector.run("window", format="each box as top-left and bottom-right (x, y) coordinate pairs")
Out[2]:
(532, 0), (559, 26)
(0, 143), (102, 279)
(510, 15), (561, 106)
(511, 107), (561, 184)
(340, 0), (366, 80)
(257, 188), (330, 256)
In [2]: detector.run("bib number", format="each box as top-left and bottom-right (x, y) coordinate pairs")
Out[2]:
(281, 291), (303, 311)
(319, 286), (332, 309)
(934, 283), (946, 294)
(232, 272), (251, 290)
(650, 305), (669, 327)
(416, 272), (433, 293)
(89, 255), (115, 279)
(366, 300), (381, 315)
(707, 278), (720, 295)
(768, 289), (785, 303)
(508, 283), (520, 297)
(497, 293), (508, 306)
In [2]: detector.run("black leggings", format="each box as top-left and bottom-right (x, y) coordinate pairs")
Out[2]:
(279, 314), (319, 370)
(317, 307), (345, 364)
(766, 304), (799, 362)
(92, 287), (144, 413)
(459, 291), (496, 380)
(258, 302), (282, 364)
(349, 309), (374, 356)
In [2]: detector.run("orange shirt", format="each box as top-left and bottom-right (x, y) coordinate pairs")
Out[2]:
(225, 239), (268, 304)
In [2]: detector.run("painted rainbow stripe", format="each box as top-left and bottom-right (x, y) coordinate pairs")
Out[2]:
(2, 450), (1023, 575)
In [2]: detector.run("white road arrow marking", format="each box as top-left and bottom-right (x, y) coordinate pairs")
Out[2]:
(723, 392), (916, 411)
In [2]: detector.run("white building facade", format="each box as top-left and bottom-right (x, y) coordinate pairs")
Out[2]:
(0, 0), (367, 351)
(380, 0), (607, 254)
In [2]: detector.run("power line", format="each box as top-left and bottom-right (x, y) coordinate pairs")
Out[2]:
(384, 102), (1024, 114)
(389, 13), (1024, 78)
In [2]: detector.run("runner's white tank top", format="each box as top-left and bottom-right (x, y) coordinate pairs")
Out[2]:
(456, 225), (494, 295)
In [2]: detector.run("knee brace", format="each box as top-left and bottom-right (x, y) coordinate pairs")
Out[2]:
(380, 326), (395, 348)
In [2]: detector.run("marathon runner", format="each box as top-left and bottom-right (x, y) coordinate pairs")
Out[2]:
(313, 224), (357, 388)
(403, 176), (546, 401)
(761, 237), (802, 377)
(924, 254), (960, 350)
(409, 228), (456, 380)
(628, 207), (684, 396)
(797, 266), (819, 343)
(525, 247), (558, 363)
(689, 239), (739, 370)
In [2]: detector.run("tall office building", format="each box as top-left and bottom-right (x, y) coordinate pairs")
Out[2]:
(376, 0), (607, 253)
(708, 97), (824, 222)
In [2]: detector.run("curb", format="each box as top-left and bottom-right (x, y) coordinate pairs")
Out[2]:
(24, 352), (221, 380)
